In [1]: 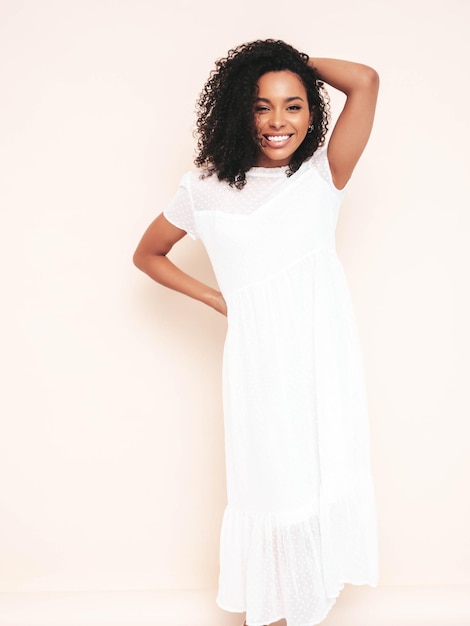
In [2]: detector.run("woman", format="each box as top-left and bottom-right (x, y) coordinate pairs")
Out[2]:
(134, 39), (380, 626)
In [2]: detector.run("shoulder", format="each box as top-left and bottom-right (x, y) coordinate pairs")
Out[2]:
(303, 146), (349, 194)
(172, 169), (237, 217)
(171, 170), (207, 206)
(177, 169), (224, 192)
(175, 170), (197, 190)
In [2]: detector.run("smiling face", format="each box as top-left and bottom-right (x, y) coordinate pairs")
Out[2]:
(253, 70), (313, 167)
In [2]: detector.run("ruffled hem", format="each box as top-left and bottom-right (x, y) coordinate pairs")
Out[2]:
(216, 474), (379, 626)
(217, 578), (378, 626)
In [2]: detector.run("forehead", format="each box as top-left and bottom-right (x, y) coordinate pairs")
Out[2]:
(256, 70), (306, 97)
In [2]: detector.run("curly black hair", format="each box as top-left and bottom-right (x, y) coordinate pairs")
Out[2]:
(194, 39), (330, 189)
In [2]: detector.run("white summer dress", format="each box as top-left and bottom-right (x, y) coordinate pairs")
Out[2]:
(163, 146), (379, 626)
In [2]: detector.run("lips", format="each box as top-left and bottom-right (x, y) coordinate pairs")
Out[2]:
(261, 134), (293, 148)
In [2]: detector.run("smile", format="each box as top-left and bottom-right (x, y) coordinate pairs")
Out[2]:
(265, 134), (291, 142)
(264, 135), (292, 143)
(261, 134), (293, 148)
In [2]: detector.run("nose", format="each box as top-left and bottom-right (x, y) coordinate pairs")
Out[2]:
(268, 108), (286, 129)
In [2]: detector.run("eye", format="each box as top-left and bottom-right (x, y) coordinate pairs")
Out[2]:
(255, 105), (270, 112)
(287, 105), (302, 111)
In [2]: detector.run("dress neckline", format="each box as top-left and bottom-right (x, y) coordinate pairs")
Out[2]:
(247, 164), (290, 178)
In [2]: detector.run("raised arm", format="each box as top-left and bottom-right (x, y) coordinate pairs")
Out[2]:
(133, 214), (227, 315)
(308, 58), (379, 190)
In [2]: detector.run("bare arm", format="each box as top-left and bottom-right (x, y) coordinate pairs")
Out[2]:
(308, 58), (379, 190)
(133, 213), (227, 316)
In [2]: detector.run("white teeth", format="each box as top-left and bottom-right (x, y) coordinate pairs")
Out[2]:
(267, 135), (290, 142)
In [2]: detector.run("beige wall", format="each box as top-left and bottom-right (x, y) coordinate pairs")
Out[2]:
(0, 0), (468, 598)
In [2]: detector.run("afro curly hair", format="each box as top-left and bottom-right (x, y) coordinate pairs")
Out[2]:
(194, 39), (330, 189)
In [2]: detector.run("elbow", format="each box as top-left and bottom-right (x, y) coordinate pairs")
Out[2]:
(345, 65), (379, 98)
(133, 248), (166, 275)
(132, 249), (146, 272)
(361, 65), (380, 91)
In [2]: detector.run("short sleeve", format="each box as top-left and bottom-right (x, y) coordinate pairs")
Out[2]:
(163, 173), (198, 240)
(311, 146), (349, 194)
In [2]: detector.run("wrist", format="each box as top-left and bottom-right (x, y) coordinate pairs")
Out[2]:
(205, 289), (227, 316)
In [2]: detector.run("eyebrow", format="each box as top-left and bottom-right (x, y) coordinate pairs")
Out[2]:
(255, 96), (305, 103)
